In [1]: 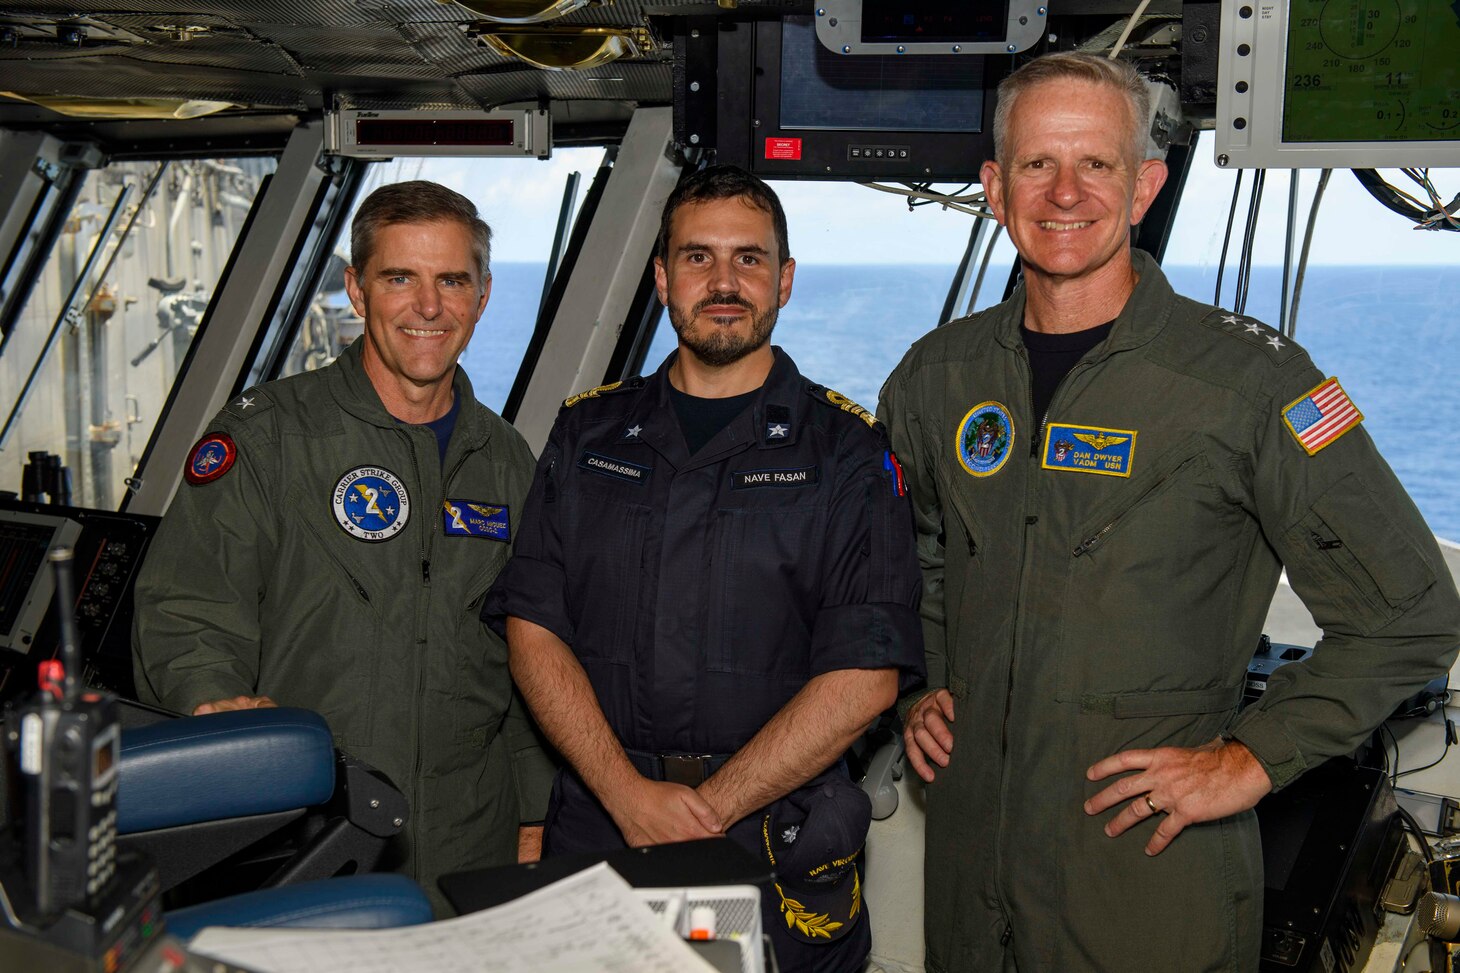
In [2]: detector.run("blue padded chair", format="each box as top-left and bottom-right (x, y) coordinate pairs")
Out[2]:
(164, 873), (434, 941)
(118, 707), (409, 903)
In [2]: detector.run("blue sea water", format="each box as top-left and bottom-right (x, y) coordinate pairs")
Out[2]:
(463, 262), (1459, 541)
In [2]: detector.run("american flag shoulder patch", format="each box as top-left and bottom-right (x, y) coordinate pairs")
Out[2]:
(1282, 377), (1363, 456)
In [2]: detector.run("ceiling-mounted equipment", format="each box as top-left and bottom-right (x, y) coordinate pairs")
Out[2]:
(324, 110), (551, 159)
(1215, 0), (1460, 168)
(470, 24), (654, 70)
(441, 0), (596, 24)
(813, 0), (1046, 56)
(700, 16), (997, 182)
(0, 94), (237, 119)
(469, 24), (651, 70)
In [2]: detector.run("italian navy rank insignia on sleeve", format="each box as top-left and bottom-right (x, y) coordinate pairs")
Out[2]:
(563, 380), (623, 408)
(332, 466), (410, 541)
(955, 402), (1013, 477)
(184, 433), (237, 485)
(443, 499), (511, 540)
(1283, 377), (1363, 455)
(1042, 423), (1137, 477)
(821, 388), (879, 429)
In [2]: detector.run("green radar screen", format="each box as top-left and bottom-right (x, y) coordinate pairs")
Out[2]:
(1284, 0), (1460, 142)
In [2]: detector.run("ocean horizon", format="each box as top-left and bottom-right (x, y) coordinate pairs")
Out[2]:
(463, 262), (1458, 542)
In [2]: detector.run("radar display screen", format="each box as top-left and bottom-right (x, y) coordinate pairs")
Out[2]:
(1283, 0), (1460, 143)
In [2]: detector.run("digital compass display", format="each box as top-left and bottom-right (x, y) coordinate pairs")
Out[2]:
(1283, 0), (1460, 142)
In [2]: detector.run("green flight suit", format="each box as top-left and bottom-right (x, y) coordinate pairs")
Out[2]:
(878, 250), (1460, 972)
(133, 339), (553, 908)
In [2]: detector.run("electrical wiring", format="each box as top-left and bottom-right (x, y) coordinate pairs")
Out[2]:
(1214, 169), (1244, 306)
(1234, 168), (1265, 314)
(1396, 709), (1458, 782)
(1287, 168), (1331, 339)
(858, 181), (995, 219)
(1396, 802), (1434, 864)
(1384, 721), (1402, 787)
(1352, 168), (1460, 231)
(969, 223), (1006, 314)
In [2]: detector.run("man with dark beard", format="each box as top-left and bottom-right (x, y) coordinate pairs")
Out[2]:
(484, 165), (924, 972)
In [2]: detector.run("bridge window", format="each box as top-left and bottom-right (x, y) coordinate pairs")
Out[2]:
(0, 156), (276, 510)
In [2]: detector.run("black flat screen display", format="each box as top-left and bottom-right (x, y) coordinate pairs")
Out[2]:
(860, 0), (1010, 45)
(778, 15), (986, 134)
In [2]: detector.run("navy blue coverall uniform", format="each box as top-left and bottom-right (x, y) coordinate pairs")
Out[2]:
(485, 348), (924, 972)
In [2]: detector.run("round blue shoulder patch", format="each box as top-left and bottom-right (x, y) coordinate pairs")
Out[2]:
(184, 433), (237, 486)
(955, 401), (1014, 477)
(332, 466), (411, 542)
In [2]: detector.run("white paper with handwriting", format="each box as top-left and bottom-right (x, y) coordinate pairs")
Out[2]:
(189, 861), (716, 973)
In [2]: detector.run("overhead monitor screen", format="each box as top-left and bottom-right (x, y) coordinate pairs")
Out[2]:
(779, 15), (986, 134)
(1283, 0), (1460, 143)
(1215, 0), (1460, 167)
(858, 0), (1009, 44)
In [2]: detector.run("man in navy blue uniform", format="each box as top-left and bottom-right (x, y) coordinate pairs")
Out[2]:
(484, 165), (924, 971)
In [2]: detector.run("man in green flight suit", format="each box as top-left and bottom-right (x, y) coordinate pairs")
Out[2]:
(880, 53), (1460, 971)
(133, 181), (552, 912)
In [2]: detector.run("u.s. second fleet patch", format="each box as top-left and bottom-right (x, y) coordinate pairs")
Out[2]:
(443, 499), (510, 541)
(956, 402), (1014, 477)
(184, 433), (237, 486)
(332, 466), (410, 541)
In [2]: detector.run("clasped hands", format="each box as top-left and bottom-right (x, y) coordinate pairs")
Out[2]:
(903, 688), (1272, 855)
(604, 776), (724, 847)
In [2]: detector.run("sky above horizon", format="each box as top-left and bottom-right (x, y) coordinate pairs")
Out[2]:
(359, 144), (1460, 269)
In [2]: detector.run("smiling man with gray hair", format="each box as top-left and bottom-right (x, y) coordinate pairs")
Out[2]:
(880, 52), (1460, 971)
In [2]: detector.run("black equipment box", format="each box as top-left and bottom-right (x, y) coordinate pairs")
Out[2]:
(1256, 760), (1403, 973)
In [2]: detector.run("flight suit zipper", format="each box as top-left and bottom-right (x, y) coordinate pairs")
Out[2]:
(996, 346), (1094, 940)
(404, 426), (471, 877)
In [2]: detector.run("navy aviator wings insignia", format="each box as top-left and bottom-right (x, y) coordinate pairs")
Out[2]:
(1072, 432), (1129, 451)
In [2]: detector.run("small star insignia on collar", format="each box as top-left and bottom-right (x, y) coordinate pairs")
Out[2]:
(1221, 314), (1242, 325)
(237, 395), (255, 409)
(1244, 321), (1262, 335)
(768, 423), (788, 438)
(1267, 334), (1285, 350)
(627, 425), (642, 438)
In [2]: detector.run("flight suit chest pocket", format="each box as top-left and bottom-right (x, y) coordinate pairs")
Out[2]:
(1069, 443), (1212, 559)
(1286, 473), (1436, 635)
(1058, 443), (1232, 696)
(565, 474), (651, 665)
(704, 503), (820, 678)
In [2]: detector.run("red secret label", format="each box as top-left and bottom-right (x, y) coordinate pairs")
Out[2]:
(764, 137), (802, 161)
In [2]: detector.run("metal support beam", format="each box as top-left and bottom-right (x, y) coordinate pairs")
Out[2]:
(0, 130), (66, 343)
(511, 107), (680, 453)
(126, 123), (327, 516)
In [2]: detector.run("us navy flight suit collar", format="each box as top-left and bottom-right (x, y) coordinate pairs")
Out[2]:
(617, 346), (805, 473)
(325, 336), (493, 454)
(992, 248), (1182, 363)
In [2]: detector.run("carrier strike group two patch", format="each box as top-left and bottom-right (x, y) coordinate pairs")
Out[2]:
(332, 466), (410, 541)
(1283, 377), (1363, 455)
